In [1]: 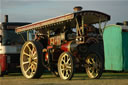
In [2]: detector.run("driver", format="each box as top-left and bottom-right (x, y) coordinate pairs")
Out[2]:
(34, 32), (48, 48)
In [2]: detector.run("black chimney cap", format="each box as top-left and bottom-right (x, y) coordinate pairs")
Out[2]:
(73, 6), (83, 12)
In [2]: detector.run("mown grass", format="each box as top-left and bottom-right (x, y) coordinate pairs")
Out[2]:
(4, 72), (128, 80)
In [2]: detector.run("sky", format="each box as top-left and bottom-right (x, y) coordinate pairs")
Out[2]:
(0, 0), (128, 25)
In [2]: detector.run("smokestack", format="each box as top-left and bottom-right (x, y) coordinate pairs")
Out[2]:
(4, 15), (8, 22)
(123, 21), (128, 26)
(73, 6), (83, 12)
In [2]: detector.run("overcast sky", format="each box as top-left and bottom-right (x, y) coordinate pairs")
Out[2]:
(0, 0), (128, 24)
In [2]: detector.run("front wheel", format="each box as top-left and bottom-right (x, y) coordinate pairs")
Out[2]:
(58, 52), (74, 80)
(20, 41), (44, 79)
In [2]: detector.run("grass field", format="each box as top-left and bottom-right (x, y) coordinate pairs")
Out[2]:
(1, 72), (128, 85)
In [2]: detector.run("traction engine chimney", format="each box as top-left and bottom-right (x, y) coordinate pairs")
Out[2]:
(4, 15), (8, 23)
(73, 6), (83, 12)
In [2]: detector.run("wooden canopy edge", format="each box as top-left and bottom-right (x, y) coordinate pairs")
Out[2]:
(15, 10), (111, 33)
(15, 13), (74, 33)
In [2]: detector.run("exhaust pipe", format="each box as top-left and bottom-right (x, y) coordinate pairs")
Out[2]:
(123, 21), (128, 26)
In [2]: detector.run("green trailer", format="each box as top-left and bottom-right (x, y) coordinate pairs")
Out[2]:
(103, 24), (128, 71)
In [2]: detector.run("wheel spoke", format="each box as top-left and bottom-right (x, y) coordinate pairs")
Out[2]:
(31, 64), (36, 72)
(66, 70), (69, 77)
(66, 65), (71, 69)
(62, 56), (65, 63)
(92, 69), (98, 76)
(86, 57), (95, 65)
(23, 52), (30, 57)
(33, 56), (37, 60)
(62, 59), (65, 64)
(23, 61), (29, 65)
(62, 70), (65, 74)
(25, 66), (31, 73)
(30, 71), (35, 76)
(61, 70), (65, 76)
(32, 61), (37, 66)
(67, 57), (70, 62)
(91, 58), (95, 64)
(32, 47), (36, 57)
(60, 65), (65, 70)
(61, 68), (65, 72)
(86, 58), (91, 64)
(27, 45), (32, 52)
(30, 67), (36, 76)
(33, 52), (37, 58)
(33, 54), (37, 60)
(66, 57), (70, 64)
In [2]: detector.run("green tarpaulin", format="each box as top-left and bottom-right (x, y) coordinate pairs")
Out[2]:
(103, 25), (128, 71)
(122, 32), (128, 70)
(103, 25), (123, 71)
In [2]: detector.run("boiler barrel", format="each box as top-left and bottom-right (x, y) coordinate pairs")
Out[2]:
(61, 41), (78, 53)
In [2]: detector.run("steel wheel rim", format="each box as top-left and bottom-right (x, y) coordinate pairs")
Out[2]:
(59, 53), (72, 80)
(86, 54), (100, 78)
(21, 42), (38, 78)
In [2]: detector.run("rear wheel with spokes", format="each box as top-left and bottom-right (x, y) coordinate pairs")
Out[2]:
(58, 52), (74, 80)
(85, 51), (103, 79)
(20, 41), (43, 79)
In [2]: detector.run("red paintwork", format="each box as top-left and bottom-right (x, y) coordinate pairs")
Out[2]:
(0, 54), (7, 72)
(61, 41), (71, 52)
(50, 36), (61, 45)
(45, 53), (48, 61)
(48, 39), (50, 45)
(47, 45), (53, 49)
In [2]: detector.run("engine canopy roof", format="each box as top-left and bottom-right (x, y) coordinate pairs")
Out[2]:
(15, 10), (111, 33)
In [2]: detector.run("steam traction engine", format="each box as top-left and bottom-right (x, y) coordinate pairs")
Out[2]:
(16, 7), (110, 80)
